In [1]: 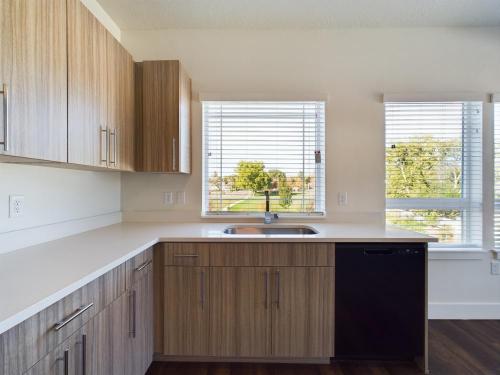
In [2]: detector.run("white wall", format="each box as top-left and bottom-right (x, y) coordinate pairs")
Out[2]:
(121, 27), (500, 318)
(0, 0), (122, 253)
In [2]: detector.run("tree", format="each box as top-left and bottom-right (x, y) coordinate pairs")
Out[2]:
(234, 161), (271, 194)
(268, 169), (286, 190)
(208, 171), (222, 191)
(279, 181), (293, 209)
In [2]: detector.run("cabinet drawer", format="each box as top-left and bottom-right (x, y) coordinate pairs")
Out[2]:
(163, 243), (210, 266)
(210, 243), (335, 267)
(126, 247), (153, 288)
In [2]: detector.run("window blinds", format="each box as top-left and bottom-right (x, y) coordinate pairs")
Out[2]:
(385, 101), (482, 246)
(202, 101), (325, 216)
(494, 100), (500, 248)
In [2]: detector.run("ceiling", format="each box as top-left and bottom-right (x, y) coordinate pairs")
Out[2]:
(97, 0), (500, 30)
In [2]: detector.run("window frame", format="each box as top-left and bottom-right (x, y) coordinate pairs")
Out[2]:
(384, 98), (484, 249)
(201, 100), (327, 218)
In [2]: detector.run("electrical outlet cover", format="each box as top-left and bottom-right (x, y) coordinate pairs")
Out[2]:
(9, 195), (25, 218)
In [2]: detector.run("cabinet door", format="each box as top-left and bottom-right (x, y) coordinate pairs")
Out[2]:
(163, 267), (209, 356)
(107, 33), (134, 171)
(26, 320), (94, 375)
(5, 0), (67, 161)
(125, 268), (153, 375)
(93, 293), (127, 375)
(0, 0), (12, 154)
(67, 0), (108, 167)
(271, 267), (335, 358)
(210, 267), (271, 357)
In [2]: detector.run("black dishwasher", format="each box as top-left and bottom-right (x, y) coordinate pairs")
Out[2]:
(335, 243), (425, 360)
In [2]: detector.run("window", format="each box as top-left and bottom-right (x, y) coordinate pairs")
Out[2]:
(385, 101), (482, 247)
(494, 99), (500, 248)
(202, 101), (325, 216)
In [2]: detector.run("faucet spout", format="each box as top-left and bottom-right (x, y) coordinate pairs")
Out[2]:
(264, 190), (278, 224)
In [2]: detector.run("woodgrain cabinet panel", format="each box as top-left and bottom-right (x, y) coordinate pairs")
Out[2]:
(210, 243), (335, 267)
(271, 267), (335, 358)
(107, 33), (135, 171)
(163, 243), (210, 267)
(135, 60), (191, 173)
(125, 246), (153, 289)
(163, 266), (209, 356)
(3, 0), (67, 161)
(67, 0), (108, 167)
(0, 0), (12, 153)
(125, 265), (154, 375)
(210, 267), (271, 357)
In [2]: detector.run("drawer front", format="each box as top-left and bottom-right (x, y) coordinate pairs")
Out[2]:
(126, 247), (153, 288)
(210, 243), (335, 267)
(163, 243), (210, 266)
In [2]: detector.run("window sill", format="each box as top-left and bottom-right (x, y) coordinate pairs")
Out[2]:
(428, 247), (487, 260)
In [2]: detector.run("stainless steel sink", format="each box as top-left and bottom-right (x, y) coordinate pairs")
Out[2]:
(223, 225), (318, 235)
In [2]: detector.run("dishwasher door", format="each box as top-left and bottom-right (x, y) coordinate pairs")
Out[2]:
(335, 243), (425, 360)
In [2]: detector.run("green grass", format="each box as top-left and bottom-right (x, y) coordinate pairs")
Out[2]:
(228, 192), (314, 213)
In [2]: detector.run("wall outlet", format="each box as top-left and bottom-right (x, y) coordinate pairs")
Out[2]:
(164, 192), (174, 206)
(491, 261), (500, 275)
(9, 195), (25, 218)
(338, 192), (348, 206)
(176, 191), (186, 205)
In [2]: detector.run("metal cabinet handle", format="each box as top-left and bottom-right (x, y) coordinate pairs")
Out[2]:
(109, 128), (117, 165)
(264, 271), (269, 309)
(54, 303), (94, 331)
(63, 349), (69, 375)
(172, 137), (176, 171)
(129, 290), (137, 338)
(135, 259), (152, 272)
(100, 127), (108, 163)
(275, 271), (280, 309)
(200, 270), (205, 310)
(174, 254), (199, 258)
(0, 84), (8, 151)
(82, 334), (87, 375)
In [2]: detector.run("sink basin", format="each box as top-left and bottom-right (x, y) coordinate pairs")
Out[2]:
(223, 225), (318, 235)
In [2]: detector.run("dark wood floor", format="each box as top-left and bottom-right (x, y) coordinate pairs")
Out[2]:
(146, 320), (500, 375)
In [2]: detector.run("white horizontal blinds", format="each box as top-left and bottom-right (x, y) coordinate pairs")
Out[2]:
(203, 101), (325, 215)
(494, 101), (500, 248)
(385, 101), (482, 246)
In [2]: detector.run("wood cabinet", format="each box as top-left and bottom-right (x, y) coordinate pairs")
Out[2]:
(0, 248), (153, 375)
(67, 0), (108, 168)
(26, 320), (94, 375)
(164, 266), (210, 356)
(0, 0), (67, 162)
(125, 264), (154, 375)
(135, 60), (191, 173)
(107, 34), (135, 172)
(210, 267), (271, 357)
(160, 243), (335, 361)
(271, 267), (335, 358)
(68, 0), (134, 171)
(92, 293), (127, 375)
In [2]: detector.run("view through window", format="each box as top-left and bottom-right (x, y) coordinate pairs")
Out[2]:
(202, 101), (325, 216)
(385, 101), (482, 246)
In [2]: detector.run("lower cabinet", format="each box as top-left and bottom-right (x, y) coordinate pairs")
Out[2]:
(125, 265), (154, 375)
(163, 267), (210, 356)
(163, 263), (335, 360)
(25, 320), (94, 375)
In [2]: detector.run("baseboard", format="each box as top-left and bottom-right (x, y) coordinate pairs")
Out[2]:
(0, 211), (122, 254)
(429, 302), (500, 319)
(154, 354), (330, 364)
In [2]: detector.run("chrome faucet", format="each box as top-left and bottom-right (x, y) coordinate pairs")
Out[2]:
(264, 190), (279, 224)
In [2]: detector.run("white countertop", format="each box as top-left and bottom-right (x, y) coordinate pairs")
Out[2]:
(0, 222), (435, 335)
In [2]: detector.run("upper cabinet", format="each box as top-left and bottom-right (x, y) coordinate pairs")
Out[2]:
(135, 60), (192, 173)
(0, 0), (67, 162)
(68, 0), (134, 171)
(107, 34), (135, 172)
(67, 0), (108, 168)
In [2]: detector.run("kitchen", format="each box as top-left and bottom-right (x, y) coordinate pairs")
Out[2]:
(1, 1), (500, 374)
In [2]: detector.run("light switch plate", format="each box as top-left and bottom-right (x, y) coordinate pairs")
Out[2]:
(164, 192), (174, 206)
(338, 192), (348, 206)
(9, 195), (25, 218)
(491, 261), (500, 275)
(176, 191), (186, 205)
